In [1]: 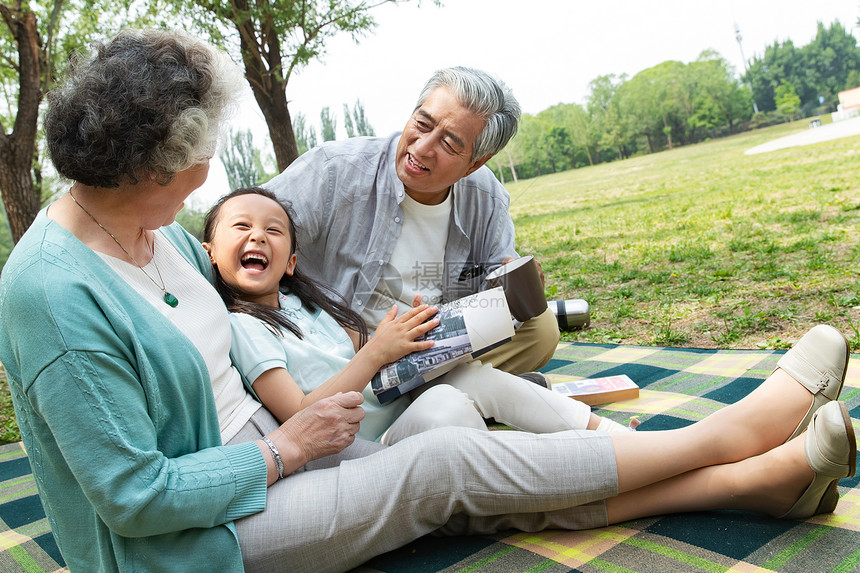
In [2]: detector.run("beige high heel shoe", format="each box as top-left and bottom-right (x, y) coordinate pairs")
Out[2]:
(780, 401), (856, 520)
(777, 325), (849, 442)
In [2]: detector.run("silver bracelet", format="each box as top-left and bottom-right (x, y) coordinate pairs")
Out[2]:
(261, 436), (284, 480)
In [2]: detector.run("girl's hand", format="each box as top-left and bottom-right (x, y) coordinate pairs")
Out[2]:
(368, 303), (439, 365)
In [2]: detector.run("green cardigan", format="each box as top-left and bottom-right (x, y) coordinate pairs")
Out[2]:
(0, 211), (268, 571)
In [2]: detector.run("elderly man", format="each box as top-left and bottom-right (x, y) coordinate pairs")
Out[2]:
(265, 66), (558, 376)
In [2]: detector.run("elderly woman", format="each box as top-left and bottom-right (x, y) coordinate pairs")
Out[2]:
(0, 28), (855, 573)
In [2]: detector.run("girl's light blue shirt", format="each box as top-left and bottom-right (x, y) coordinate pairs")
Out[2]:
(230, 292), (407, 441)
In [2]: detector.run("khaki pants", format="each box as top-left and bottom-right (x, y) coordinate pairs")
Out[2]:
(477, 307), (560, 374)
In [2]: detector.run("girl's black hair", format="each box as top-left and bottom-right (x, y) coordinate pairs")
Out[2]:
(203, 187), (368, 346)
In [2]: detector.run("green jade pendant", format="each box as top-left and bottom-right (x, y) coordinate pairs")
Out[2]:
(164, 292), (179, 308)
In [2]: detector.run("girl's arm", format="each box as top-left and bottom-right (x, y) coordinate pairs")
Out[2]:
(251, 304), (439, 423)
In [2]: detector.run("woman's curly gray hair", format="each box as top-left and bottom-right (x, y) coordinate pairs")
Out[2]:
(46, 29), (241, 188)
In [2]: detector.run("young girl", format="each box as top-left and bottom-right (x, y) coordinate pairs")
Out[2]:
(203, 187), (632, 444)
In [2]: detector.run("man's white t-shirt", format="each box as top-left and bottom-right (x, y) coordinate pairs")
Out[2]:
(360, 192), (452, 329)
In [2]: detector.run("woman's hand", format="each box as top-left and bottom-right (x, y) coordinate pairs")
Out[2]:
(263, 392), (365, 484)
(366, 303), (439, 365)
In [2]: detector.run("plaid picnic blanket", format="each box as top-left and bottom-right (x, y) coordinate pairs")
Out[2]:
(3, 342), (859, 573)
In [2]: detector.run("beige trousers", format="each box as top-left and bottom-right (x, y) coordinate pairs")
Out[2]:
(230, 408), (615, 573)
(476, 308), (560, 374)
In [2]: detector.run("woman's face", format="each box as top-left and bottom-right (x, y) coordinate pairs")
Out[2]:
(141, 161), (212, 228)
(203, 193), (297, 308)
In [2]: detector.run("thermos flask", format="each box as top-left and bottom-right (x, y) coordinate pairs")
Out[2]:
(548, 299), (590, 330)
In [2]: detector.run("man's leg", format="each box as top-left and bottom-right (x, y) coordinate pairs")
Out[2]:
(477, 308), (560, 374)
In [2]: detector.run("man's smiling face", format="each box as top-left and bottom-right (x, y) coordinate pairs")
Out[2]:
(395, 87), (490, 205)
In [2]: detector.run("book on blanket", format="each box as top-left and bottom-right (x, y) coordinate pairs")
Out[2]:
(371, 287), (515, 404)
(551, 374), (640, 406)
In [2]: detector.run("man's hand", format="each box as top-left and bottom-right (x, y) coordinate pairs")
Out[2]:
(502, 256), (546, 288)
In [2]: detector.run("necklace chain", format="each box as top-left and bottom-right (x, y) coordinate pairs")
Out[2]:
(69, 189), (179, 308)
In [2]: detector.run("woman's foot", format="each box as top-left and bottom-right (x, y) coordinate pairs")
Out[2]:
(777, 325), (849, 442)
(779, 401), (856, 520)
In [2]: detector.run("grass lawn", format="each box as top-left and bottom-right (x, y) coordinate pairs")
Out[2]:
(1, 119), (858, 445)
(509, 120), (860, 349)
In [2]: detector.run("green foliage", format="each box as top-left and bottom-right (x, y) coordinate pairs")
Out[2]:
(775, 82), (801, 120)
(175, 206), (207, 241)
(506, 50), (753, 180)
(292, 112), (318, 156)
(220, 129), (267, 189)
(744, 21), (860, 113)
(343, 99), (375, 138)
(0, 367), (20, 444)
(146, 0), (418, 170)
(0, 204), (12, 270)
(320, 107), (337, 142)
(503, 22), (856, 183)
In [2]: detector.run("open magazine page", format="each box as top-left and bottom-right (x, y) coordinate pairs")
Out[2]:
(371, 287), (515, 404)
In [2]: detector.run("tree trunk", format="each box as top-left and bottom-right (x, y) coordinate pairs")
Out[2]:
(662, 113), (673, 150)
(251, 82), (299, 171)
(232, 5), (299, 172)
(0, 7), (43, 243)
(505, 149), (518, 183)
(492, 159), (505, 184)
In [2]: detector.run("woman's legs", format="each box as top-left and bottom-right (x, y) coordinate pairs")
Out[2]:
(237, 383), (850, 572)
(237, 427), (618, 573)
(387, 343), (819, 450)
(607, 435), (812, 522)
(610, 370), (820, 493)
(609, 400), (856, 523)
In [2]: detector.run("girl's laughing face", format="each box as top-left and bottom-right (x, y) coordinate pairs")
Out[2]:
(204, 193), (296, 308)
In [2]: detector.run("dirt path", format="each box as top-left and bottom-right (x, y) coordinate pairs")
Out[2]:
(745, 116), (860, 154)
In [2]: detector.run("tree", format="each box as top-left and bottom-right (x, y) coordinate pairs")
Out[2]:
(539, 104), (593, 168)
(0, 0), (120, 242)
(688, 50), (752, 135)
(343, 103), (355, 138)
(506, 114), (548, 179)
(846, 69), (860, 90)
(220, 129), (265, 189)
(292, 112), (317, 155)
(0, 2), (43, 243)
(618, 69), (664, 153)
(181, 0), (418, 172)
(320, 106), (337, 141)
(801, 21), (860, 108)
(343, 99), (374, 137)
(775, 81), (801, 120)
(588, 73), (631, 160)
(489, 146), (518, 184)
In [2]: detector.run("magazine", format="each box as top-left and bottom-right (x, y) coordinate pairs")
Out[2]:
(551, 374), (639, 406)
(371, 287), (515, 404)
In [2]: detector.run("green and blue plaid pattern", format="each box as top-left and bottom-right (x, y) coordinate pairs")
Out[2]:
(3, 342), (859, 573)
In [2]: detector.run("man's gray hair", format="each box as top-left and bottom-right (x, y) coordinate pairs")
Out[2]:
(415, 67), (521, 160)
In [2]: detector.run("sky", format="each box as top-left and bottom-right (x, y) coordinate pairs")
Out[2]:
(188, 0), (859, 207)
